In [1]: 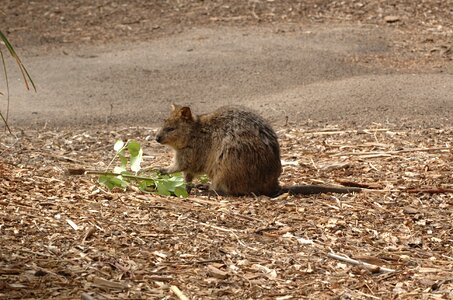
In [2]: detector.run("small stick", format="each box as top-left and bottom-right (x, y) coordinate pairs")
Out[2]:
(335, 180), (382, 189)
(405, 188), (453, 194)
(170, 285), (189, 300)
(327, 252), (395, 273)
(189, 219), (244, 233)
(16, 248), (51, 257)
(331, 147), (450, 157)
(147, 275), (173, 282)
(304, 128), (390, 135)
(183, 197), (220, 206)
(66, 218), (79, 230)
(354, 290), (381, 300)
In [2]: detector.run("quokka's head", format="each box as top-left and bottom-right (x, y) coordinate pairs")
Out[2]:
(156, 104), (195, 149)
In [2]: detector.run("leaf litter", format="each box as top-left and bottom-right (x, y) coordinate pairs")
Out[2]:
(0, 124), (452, 299)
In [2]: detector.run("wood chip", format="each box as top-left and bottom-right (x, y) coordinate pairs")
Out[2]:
(66, 218), (79, 230)
(170, 285), (190, 300)
(384, 15), (401, 23)
(91, 277), (129, 290)
(206, 265), (229, 279)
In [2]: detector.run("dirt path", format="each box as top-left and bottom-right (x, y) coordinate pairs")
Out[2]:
(5, 25), (452, 129)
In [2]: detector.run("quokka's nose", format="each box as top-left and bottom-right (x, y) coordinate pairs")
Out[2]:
(156, 134), (163, 143)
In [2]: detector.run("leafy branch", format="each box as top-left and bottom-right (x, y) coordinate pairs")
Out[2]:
(97, 140), (189, 198)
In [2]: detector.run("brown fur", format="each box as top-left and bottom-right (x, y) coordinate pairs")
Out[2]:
(156, 105), (361, 196)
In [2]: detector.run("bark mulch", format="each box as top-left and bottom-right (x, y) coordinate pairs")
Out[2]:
(1, 124), (452, 299)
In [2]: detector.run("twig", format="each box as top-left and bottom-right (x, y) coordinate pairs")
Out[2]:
(92, 277), (128, 290)
(251, 4), (260, 20)
(16, 248), (52, 257)
(182, 197), (220, 206)
(352, 289), (381, 300)
(66, 218), (79, 230)
(30, 265), (69, 283)
(335, 180), (382, 189)
(147, 275), (173, 282)
(0, 268), (21, 275)
(405, 188), (453, 194)
(357, 154), (393, 159)
(327, 252), (395, 273)
(47, 154), (83, 163)
(170, 285), (189, 300)
(304, 128), (390, 135)
(142, 165), (159, 172)
(331, 147), (450, 157)
(189, 219), (244, 233)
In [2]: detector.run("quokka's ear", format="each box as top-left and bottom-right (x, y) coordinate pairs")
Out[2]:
(171, 103), (180, 111)
(179, 106), (193, 120)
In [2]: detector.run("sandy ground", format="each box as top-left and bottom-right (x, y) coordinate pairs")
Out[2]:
(3, 24), (452, 129)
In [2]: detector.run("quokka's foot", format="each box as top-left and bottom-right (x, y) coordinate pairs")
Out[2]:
(185, 183), (194, 193)
(158, 168), (169, 175)
(195, 183), (210, 191)
(185, 183), (210, 194)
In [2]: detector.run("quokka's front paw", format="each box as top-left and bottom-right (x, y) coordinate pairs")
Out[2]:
(158, 168), (169, 175)
(185, 183), (210, 195)
(185, 183), (194, 193)
(195, 183), (210, 191)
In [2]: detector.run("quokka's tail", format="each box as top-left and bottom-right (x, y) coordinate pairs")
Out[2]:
(280, 184), (362, 195)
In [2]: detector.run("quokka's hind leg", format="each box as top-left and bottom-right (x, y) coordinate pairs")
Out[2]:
(209, 179), (230, 195)
(181, 172), (194, 193)
(212, 176), (261, 196)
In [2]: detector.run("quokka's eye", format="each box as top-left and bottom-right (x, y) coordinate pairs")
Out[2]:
(165, 127), (176, 132)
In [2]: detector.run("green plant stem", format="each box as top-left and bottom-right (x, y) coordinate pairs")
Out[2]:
(104, 143), (127, 172)
(0, 109), (12, 134)
(0, 30), (36, 133)
(0, 49), (12, 133)
(0, 50), (10, 123)
(82, 169), (158, 181)
(0, 30), (36, 91)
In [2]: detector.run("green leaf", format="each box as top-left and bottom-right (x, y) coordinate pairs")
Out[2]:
(138, 179), (156, 192)
(118, 155), (127, 170)
(156, 174), (188, 197)
(114, 140), (125, 152)
(163, 179), (176, 191)
(155, 180), (171, 196)
(127, 140), (141, 157)
(159, 174), (170, 180)
(99, 175), (128, 190)
(198, 174), (210, 184)
(167, 175), (185, 185)
(174, 186), (189, 198)
(130, 148), (143, 173)
(113, 166), (126, 174)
